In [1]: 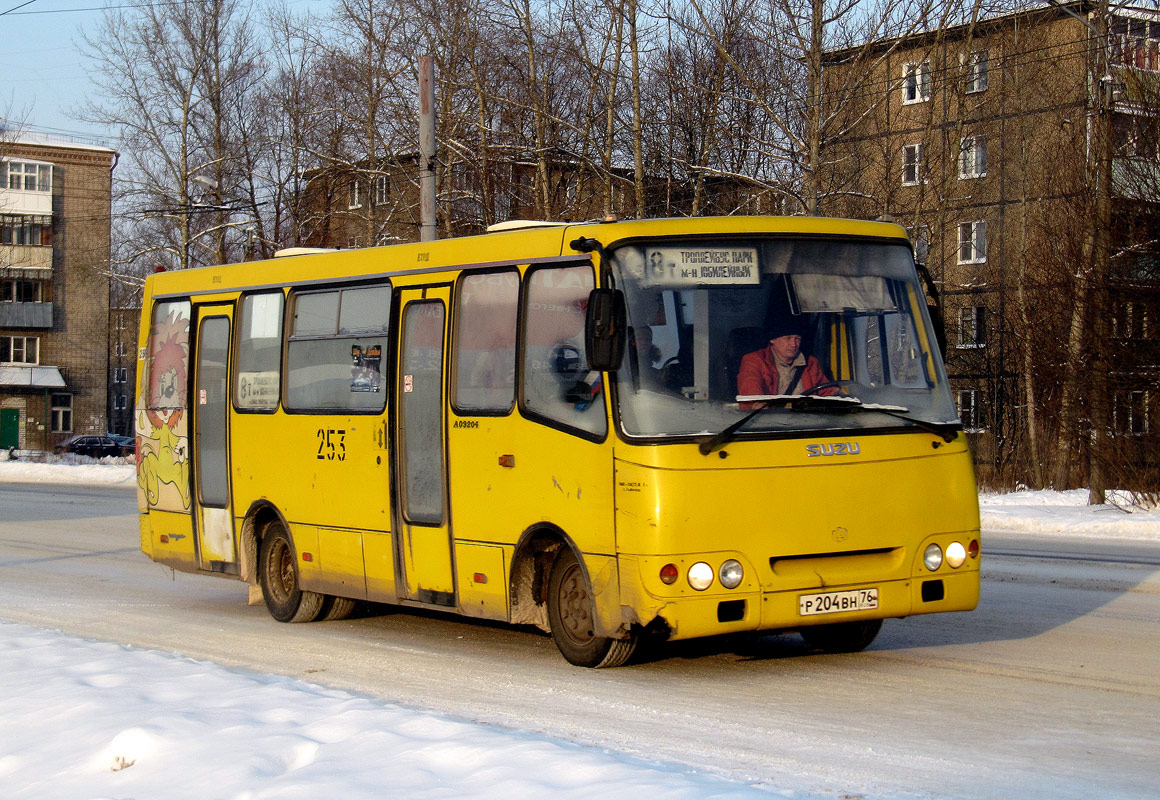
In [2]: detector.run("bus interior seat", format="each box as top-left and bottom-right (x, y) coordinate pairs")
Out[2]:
(725, 326), (767, 397)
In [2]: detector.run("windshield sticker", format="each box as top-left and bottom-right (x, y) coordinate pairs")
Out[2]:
(641, 247), (760, 286)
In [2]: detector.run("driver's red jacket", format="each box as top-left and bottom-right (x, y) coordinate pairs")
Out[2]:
(737, 348), (837, 408)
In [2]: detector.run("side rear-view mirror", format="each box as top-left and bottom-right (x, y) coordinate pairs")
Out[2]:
(585, 288), (627, 372)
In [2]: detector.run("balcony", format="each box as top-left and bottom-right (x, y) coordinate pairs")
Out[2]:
(0, 188), (52, 216)
(0, 245), (52, 271)
(0, 301), (53, 328)
(1113, 158), (1160, 202)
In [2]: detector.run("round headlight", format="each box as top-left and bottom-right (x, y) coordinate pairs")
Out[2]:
(687, 561), (714, 591)
(923, 543), (943, 572)
(719, 559), (744, 589)
(945, 541), (967, 569)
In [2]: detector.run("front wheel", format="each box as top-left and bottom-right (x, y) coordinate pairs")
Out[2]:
(547, 548), (636, 668)
(259, 521), (325, 623)
(800, 619), (883, 653)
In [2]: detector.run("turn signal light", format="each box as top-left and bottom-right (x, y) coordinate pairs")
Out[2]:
(969, 539), (980, 559)
(659, 563), (679, 585)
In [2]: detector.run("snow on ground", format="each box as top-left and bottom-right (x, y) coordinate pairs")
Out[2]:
(1, 623), (779, 800)
(1, 458), (1157, 798)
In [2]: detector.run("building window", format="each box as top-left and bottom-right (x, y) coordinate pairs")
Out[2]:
(0, 160), (51, 192)
(958, 221), (987, 264)
(959, 136), (987, 178)
(957, 389), (984, 432)
(903, 61), (931, 104)
(902, 144), (924, 185)
(348, 180), (362, 209)
(0, 214), (53, 246)
(1114, 302), (1149, 339)
(1113, 390), (1149, 435)
(374, 175), (389, 206)
(958, 306), (986, 349)
(114, 394), (128, 410)
(1, 335), (39, 364)
(964, 50), (989, 93)
(1112, 16), (1160, 71)
(1, 279), (43, 302)
(114, 341), (126, 357)
(51, 394), (72, 433)
(114, 367), (127, 383)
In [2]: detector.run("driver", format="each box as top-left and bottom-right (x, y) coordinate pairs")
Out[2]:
(737, 316), (837, 403)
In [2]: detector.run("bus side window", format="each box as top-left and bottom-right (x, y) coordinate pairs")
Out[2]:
(521, 265), (607, 438)
(286, 284), (391, 412)
(234, 292), (284, 411)
(453, 270), (519, 414)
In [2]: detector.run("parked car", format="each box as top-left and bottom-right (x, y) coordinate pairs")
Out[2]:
(55, 435), (134, 458)
(108, 434), (136, 455)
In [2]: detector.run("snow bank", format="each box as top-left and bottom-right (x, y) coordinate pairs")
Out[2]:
(0, 459), (136, 486)
(1, 623), (778, 800)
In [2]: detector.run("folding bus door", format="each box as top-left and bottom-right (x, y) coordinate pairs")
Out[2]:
(191, 304), (238, 573)
(392, 286), (455, 605)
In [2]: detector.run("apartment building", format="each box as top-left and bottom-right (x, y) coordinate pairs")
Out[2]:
(820, 3), (1160, 486)
(300, 154), (772, 249)
(0, 128), (117, 452)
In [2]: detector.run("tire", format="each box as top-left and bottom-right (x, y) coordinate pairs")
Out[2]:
(547, 548), (637, 668)
(258, 522), (325, 623)
(800, 619), (883, 653)
(318, 595), (358, 622)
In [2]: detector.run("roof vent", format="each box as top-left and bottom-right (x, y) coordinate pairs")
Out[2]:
(274, 247), (339, 258)
(485, 220), (566, 233)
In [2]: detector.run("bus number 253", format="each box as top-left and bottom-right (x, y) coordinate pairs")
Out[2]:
(316, 429), (346, 461)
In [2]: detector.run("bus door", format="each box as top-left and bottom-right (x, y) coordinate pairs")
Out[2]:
(393, 286), (455, 605)
(191, 304), (237, 573)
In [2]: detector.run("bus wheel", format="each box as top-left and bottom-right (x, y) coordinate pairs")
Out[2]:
(800, 619), (883, 653)
(259, 522), (325, 623)
(319, 595), (357, 622)
(547, 548), (636, 668)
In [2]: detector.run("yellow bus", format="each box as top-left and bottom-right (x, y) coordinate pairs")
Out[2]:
(135, 215), (980, 667)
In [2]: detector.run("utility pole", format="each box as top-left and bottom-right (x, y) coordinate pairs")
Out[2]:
(419, 55), (437, 243)
(1088, 0), (1117, 505)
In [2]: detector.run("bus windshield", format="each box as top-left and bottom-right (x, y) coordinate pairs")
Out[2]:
(609, 237), (960, 439)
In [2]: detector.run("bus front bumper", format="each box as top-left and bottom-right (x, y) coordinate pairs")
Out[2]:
(620, 559), (980, 642)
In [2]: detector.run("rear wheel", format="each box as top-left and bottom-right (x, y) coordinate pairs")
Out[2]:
(318, 595), (358, 621)
(800, 619), (883, 653)
(547, 548), (636, 668)
(258, 522), (325, 623)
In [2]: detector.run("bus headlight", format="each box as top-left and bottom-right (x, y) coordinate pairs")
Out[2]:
(945, 541), (967, 568)
(923, 544), (943, 571)
(719, 559), (744, 589)
(687, 562), (714, 591)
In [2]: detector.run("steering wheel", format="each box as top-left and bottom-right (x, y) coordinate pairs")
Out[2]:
(803, 380), (844, 396)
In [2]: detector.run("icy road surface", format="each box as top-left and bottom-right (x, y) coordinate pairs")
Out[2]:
(1, 473), (1158, 798)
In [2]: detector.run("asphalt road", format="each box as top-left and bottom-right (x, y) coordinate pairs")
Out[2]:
(2, 482), (1157, 799)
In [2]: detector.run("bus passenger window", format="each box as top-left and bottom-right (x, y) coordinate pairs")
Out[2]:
(522, 265), (606, 437)
(453, 271), (518, 413)
(234, 292), (284, 410)
(286, 284), (391, 412)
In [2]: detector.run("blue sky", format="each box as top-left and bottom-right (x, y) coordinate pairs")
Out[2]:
(0, 0), (106, 140)
(1, 0), (323, 145)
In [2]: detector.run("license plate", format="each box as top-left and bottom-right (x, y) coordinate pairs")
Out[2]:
(799, 588), (879, 616)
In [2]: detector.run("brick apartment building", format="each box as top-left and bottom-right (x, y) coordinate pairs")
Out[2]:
(0, 128), (117, 452)
(300, 155), (774, 249)
(819, 2), (1160, 486)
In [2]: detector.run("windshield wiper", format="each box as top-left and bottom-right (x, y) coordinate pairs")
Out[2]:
(698, 395), (958, 455)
